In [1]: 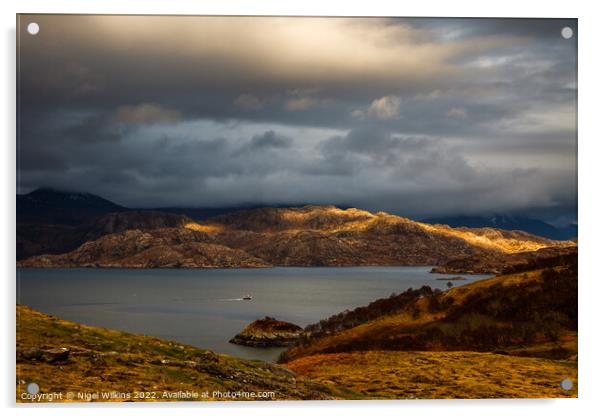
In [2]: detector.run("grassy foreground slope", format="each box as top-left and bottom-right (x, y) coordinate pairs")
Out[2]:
(16, 305), (332, 402)
(287, 351), (577, 399)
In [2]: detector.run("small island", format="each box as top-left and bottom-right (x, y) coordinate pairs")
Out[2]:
(230, 317), (305, 347)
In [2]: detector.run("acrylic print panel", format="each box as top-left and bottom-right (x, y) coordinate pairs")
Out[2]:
(16, 15), (577, 402)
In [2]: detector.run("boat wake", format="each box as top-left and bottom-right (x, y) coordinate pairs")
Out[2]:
(169, 296), (251, 302)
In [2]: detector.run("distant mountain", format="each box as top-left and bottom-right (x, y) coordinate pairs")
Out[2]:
(422, 214), (577, 241)
(16, 188), (302, 224)
(17, 188), (128, 226)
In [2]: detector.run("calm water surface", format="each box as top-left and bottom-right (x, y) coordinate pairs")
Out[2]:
(17, 267), (491, 362)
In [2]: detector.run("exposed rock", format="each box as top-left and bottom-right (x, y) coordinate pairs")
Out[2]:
(230, 317), (305, 347)
(20, 347), (43, 361)
(41, 347), (70, 363)
(19, 346), (71, 363)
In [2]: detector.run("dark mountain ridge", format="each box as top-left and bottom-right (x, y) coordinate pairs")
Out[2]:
(17, 188), (128, 226)
(422, 214), (577, 241)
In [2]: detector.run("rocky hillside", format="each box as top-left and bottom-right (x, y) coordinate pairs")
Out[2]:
(17, 210), (197, 261)
(209, 206), (563, 252)
(16, 305), (332, 402)
(18, 205), (575, 270)
(205, 206), (574, 268)
(431, 246), (577, 275)
(85, 211), (194, 237)
(209, 205), (375, 232)
(18, 228), (269, 268)
(230, 317), (305, 347)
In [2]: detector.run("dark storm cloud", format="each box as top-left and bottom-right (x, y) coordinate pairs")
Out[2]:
(17, 15), (577, 222)
(245, 131), (292, 151)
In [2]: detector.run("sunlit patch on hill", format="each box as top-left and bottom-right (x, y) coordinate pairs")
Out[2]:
(184, 222), (224, 234)
(418, 222), (575, 254)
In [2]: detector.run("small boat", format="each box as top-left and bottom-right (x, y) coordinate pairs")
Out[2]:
(242, 294), (253, 301)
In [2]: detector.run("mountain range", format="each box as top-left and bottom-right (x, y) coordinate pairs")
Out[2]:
(17, 189), (575, 272)
(18, 189), (577, 240)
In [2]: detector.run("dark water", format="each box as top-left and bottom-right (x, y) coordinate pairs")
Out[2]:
(17, 267), (491, 362)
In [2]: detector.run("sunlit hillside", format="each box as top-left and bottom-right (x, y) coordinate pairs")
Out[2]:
(281, 253), (577, 362)
(19, 205), (576, 269)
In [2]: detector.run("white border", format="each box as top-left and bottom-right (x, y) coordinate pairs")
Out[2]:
(2, 1), (601, 415)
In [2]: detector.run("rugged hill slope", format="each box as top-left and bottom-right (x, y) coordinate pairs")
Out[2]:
(18, 205), (575, 270)
(279, 251), (578, 399)
(18, 228), (269, 268)
(16, 305), (332, 402)
(18, 210), (198, 261)
(280, 250), (578, 363)
(432, 246), (577, 274)
(206, 206), (574, 267)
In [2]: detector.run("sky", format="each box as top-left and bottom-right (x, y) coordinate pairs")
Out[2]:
(17, 15), (577, 225)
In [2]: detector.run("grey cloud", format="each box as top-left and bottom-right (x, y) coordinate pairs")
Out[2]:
(234, 94), (264, 111)
(247, 131), (292, 150)
(113, 103), (181, 125)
